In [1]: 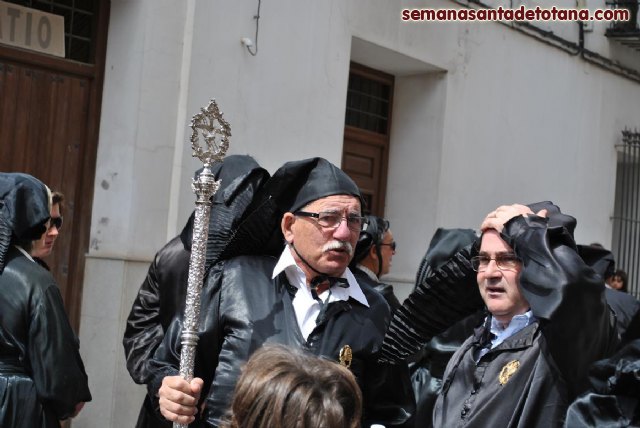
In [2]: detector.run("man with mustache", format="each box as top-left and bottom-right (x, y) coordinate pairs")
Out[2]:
(380, 203), (617, 427)
(147, 158), (413, 427)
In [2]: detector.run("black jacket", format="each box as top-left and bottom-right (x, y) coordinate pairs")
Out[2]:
(0, 248), (91, 427)
(123, 236), (191, 385)
(382, 214), (618, 427)
(351, 266), (401, 313)
(123, 235), (189, 428)
(148, 255), (414, 427)
(123, 157), (270, 428)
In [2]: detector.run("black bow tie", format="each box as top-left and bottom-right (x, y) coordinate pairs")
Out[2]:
(310, 275), (349, 300)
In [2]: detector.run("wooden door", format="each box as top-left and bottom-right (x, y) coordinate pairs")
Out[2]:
(0, 59), (90, 329)
(342, 62), (394, 217)
(342, 127), (389, 215)
(0, 0), (109, 331)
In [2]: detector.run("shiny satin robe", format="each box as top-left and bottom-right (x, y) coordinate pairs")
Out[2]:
(382, 214), (618, 427)
(565, 337), (640, 427)
(0, 248), (91, 427)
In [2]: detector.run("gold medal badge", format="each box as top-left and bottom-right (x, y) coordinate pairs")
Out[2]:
(498, 360), (520, 385)
(339, 345), (352, 369)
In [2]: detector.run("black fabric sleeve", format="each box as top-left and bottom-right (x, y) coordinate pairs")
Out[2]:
(502, 214), (618, 397)
(379, 243), (483, 363)
(29, 284), (92, 419)
(123, 251), (164, 385)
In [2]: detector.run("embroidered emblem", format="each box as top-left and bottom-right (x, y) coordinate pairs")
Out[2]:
(499, 360), (520, 385)
(339, 345), (352, 369)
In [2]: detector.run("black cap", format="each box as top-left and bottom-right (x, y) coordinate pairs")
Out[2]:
(267, 157), (363, 213)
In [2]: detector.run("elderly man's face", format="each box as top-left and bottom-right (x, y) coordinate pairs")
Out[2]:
(283, 194), (361, 278)
(477, 230), (529, 325)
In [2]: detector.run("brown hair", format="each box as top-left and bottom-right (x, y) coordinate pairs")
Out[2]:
(52, 191), (64, 213)
(221, 344), (362, 428)
(612, 269), (628, 292)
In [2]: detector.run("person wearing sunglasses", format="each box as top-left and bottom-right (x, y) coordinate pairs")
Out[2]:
(349, 215), (401, 312)
(0, 173), (91, 427)
(30, 191), (64, 270)
(380, 202), (617, 428)
(151, 158), (413, 427)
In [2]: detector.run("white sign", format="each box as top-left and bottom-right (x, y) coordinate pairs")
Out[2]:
(0, 1), (65, 57)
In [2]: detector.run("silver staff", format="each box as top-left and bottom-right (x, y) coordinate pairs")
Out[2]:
(175, 99), (230, 428)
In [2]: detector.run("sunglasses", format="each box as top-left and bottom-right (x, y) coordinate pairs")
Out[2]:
(48, 216), (63, 231)
(380, 241), (396, 251)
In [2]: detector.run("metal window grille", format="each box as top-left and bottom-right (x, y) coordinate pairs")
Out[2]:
(345, 73), (392, 135)
(612, 129), (640, 298)
(4, 0), (97, 63)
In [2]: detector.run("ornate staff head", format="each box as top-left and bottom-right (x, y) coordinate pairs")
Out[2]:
(189, 99), (232, 201)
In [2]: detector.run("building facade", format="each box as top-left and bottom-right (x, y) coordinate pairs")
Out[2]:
(3, 0), (640, 426)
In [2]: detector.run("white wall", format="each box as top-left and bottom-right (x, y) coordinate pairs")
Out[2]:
(76, 0), (640, 426)
(75, 0), (189, 426)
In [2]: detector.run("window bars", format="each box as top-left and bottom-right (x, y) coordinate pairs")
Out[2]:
(612, 129), (640, 298)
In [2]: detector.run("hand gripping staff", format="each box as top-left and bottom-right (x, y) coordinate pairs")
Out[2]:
(175, 100), (230, 428)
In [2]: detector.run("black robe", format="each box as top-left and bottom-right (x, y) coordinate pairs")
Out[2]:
(148, 255), (414, 427)
(565, 338), (640, 427)
(351, 265), (401, 312)
(0, 247), (91, 427)
(123, 157), (271, 428)
(123, 235), (189, 428)
(381, 214), (618, 427)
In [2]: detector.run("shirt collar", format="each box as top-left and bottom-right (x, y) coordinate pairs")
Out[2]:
(356, 264), (379, 282)
(272, 246), (369, 307)
(489, 310), (536, 348)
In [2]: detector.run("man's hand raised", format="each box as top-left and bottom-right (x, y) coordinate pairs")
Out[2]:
(480, 204), (547, 232)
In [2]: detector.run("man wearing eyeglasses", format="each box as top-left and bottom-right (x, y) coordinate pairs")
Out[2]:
(349, 215), (401, 312)
(149, 158), (413, 427)
(30, 191), (64, 270)
(380, 202), (617, 427)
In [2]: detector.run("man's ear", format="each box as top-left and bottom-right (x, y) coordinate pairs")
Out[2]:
(368, 244), (379, 262)
(282, 212), (295, 243)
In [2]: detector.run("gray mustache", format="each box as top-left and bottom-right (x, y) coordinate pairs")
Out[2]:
(322, 240), (353, 256)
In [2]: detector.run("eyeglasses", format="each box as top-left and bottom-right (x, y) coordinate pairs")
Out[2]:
(295, 211), (366, 232)
(47, 216), (63, 231)
(471, 253), (519, 272)
(380, 241), (396, 251)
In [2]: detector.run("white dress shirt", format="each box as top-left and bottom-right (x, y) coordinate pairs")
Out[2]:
(272, 245), (369, 340)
